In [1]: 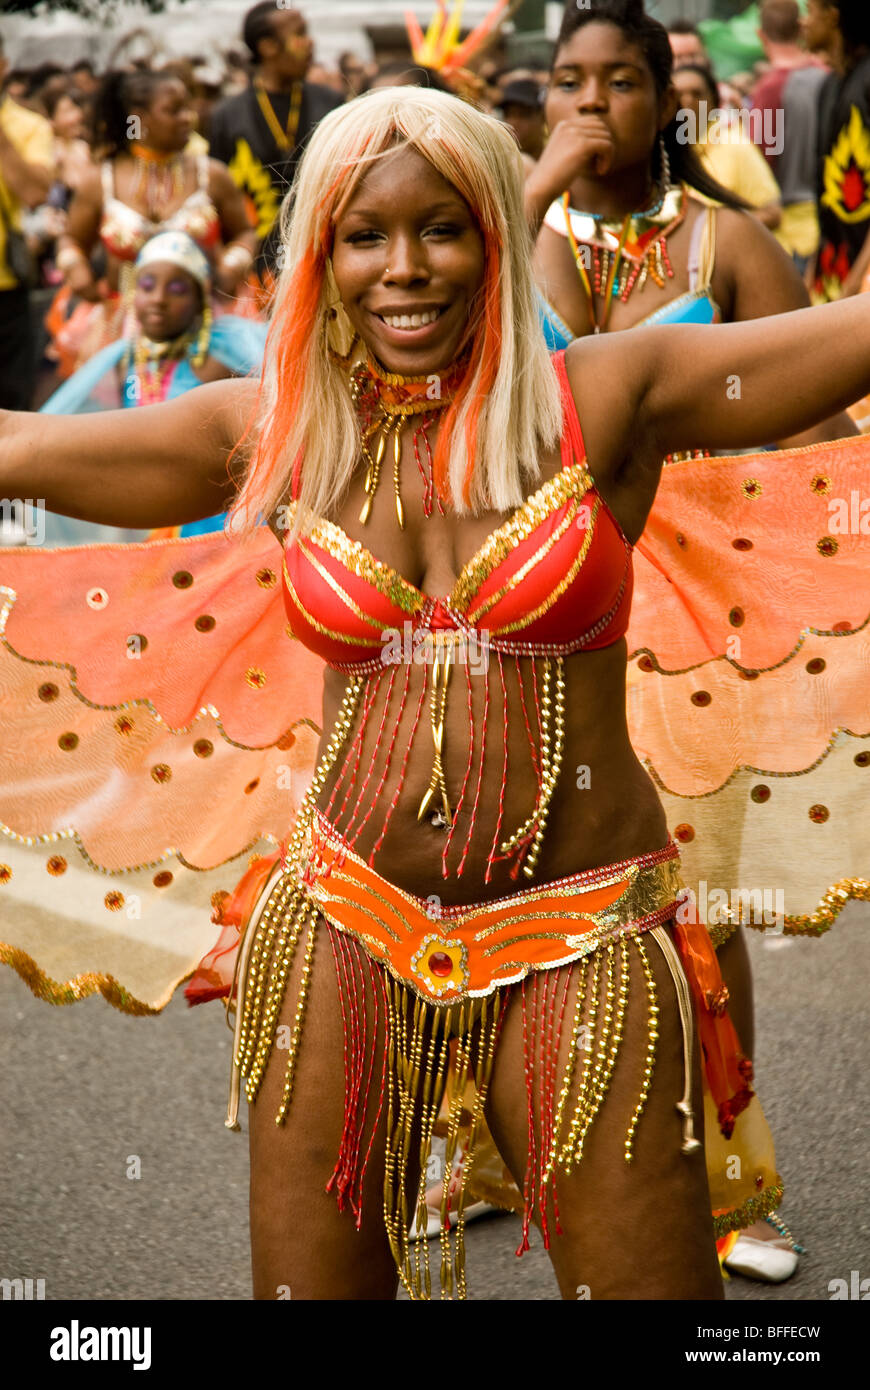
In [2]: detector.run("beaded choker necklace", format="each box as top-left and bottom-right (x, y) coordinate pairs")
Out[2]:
(347, 350), (471, 527)
(128, 142), (186, 220)
(561, 183), (688, 334)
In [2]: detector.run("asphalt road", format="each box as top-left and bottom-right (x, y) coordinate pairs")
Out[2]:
(1, 903), (868, 1302)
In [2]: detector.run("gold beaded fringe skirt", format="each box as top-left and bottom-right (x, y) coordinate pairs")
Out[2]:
(224, 801), (754, 1300)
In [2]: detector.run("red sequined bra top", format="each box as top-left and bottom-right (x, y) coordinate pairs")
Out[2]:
(281, 349), (634, 673)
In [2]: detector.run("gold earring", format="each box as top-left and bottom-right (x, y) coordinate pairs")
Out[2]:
(324, 256), (358, 360)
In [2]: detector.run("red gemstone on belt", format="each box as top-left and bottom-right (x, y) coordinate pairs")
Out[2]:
(428, 951), (453, 977)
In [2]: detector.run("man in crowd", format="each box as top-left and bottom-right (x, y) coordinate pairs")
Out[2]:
(0, 32), (52, 410)
(208, 2), (343, 283)
(804, 0), (870, 298)
(667, 20), (709, 70)
(499, 78), (546, 163)
(751, 0), (829, 272)
(338, 51), (369, 100)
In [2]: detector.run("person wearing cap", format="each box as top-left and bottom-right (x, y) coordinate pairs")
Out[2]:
(38, 229), (267, 545)
(499, 78), (546, 161)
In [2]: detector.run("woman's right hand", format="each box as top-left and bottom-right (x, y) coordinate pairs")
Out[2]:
(525, 116), (617, 231)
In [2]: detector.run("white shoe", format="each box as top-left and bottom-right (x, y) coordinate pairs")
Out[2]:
(409, 1198), (500, 1240)
(723, 1235), (799, 1283)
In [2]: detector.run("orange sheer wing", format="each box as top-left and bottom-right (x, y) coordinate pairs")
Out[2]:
(626, 438), (870, 931)
(0, 529), (324, 1012)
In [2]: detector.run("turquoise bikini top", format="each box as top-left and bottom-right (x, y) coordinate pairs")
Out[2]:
(537, 197), (721, 350)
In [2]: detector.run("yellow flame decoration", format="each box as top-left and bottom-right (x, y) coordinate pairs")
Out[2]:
(822, 105), (870, 224)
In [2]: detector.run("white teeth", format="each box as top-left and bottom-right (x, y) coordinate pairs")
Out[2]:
(381, 309), (441, 328)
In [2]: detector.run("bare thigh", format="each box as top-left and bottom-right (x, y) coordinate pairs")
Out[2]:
(247, 917), (418, 1301)
(484, 928), (724, 1301)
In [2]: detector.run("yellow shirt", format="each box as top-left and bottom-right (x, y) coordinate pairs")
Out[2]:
(695, 118), (782, 211)
(184, 131), (209, 156)
(0, 96), (53, 290)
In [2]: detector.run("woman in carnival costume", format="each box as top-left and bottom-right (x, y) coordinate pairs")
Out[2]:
(40, 229), (267, 546)
(0, 85), (868, 1301)
(528, 2), (852, 447)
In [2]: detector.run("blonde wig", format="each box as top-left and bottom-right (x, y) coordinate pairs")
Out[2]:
(227, 85), (564, 542)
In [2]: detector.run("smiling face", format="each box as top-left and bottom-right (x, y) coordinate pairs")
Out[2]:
(547, 21), (674, 174)
(330, 143), (486, 376)
(134, 260), (202, 341)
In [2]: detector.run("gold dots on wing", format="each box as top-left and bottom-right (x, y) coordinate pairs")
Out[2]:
(0, 865), (11, 883)
(855, 751), (870, 768)
(58, 732), (79, 751)
(151, 763), (171, 784)
(817, 536), (839, 558)
(153, 870), (174, 888)
(193, 739), (214, 758)
(806, 658), (826, 675)
(47, 856), (68, 875)
(115, 715), (135, 735)
(741, 479), (762, 499)
(690, 690), (712, 707)
(245, 778), (260, 795)
(637, 655), (655, 673)
(38, 682), (60, 702)
(808, 804), (830, 824)
(810, 475), (832, 496)
(256, 567), (277, 589)
(104, 891), (125, 911)
(750, 785), (771, 804)
(172, 570), (194, 589)
(674, 824), (695, 843)
(731, 537), (753, 551)
(728, 606), (745, 627)
(246, 667), (267, 689)
(195, 614), (216, 632)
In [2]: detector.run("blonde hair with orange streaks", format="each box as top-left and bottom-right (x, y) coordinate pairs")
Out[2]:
(228, 86), (563, 542)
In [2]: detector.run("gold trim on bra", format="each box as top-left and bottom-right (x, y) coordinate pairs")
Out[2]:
(283, 461), (594, 615)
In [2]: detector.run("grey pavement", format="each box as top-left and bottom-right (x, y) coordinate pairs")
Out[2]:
(1, 904), (867, 1301)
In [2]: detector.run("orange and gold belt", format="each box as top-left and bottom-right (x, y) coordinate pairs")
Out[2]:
(302, 807), (684, 1002)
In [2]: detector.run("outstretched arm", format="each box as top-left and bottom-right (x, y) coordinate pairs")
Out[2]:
(635, 296), (870, 458)
(0, 376), (258, 529)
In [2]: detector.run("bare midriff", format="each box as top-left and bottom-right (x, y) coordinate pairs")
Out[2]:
(313, 638), (668, 907)
(284, 415), (668, 905)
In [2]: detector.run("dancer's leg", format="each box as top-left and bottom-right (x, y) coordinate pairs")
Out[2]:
(247, 922), (428, 1300)
(484, 929), (724, 1301)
